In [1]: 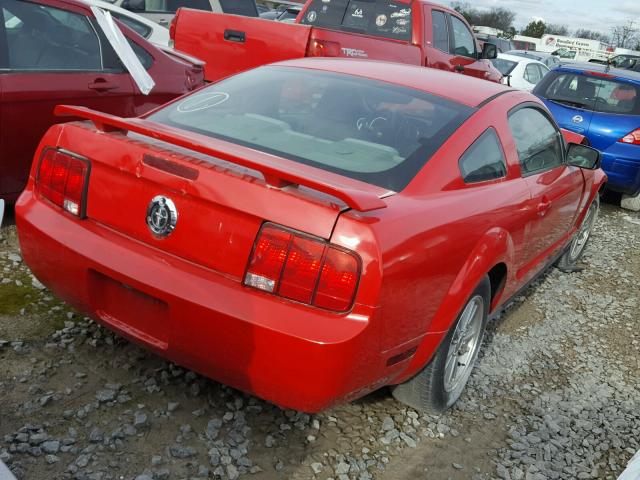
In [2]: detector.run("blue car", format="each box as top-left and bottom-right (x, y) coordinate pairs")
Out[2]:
(534, 63), (640, 197)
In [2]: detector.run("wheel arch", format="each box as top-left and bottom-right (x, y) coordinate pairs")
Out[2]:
(391, 227), (514, 384)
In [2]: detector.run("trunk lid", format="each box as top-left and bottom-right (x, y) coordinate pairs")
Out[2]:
(54, 106), (387, 281)
(173, 9), (312, 82)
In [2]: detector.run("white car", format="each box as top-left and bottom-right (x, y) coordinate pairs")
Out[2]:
(82, 0), (170, 45)
(491, 53), (550, 92)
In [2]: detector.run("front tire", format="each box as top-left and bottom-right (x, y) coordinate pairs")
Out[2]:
(557, 196), (599, 271)
(391, 276), (490, 413)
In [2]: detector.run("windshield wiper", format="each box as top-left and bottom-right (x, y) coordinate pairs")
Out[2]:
(547, 98), (590, 109)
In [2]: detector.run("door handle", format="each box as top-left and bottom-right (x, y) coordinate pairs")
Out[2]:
(224, 29), (246, 43)
(454, 64), (465, 72)
(537, 198), (552, 216)
(88, 80), (119, 91)
(158, 18), (169, 26)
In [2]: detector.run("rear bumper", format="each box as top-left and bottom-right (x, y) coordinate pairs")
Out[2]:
(15, 190), (402, 412)
(601, 148), (640, 196)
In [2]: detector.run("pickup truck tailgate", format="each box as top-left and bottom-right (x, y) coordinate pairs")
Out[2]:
(173, 9), (312, 82)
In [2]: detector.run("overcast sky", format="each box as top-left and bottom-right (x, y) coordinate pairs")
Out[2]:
(449, 0), (640, 35)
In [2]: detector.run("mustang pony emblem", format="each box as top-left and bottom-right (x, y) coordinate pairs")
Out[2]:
(146, 195), (178, 238)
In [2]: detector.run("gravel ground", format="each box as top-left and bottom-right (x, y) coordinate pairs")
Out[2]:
(0, 202), (638, 480)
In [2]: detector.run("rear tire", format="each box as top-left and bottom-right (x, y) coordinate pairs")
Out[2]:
(557, 195), (599, 271)
(391, 276), (490, 413)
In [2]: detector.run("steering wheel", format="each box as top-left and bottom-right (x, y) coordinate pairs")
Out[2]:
(356, 109), (399, 145)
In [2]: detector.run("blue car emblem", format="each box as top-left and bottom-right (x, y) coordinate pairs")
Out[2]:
(572, 115), (584, 124)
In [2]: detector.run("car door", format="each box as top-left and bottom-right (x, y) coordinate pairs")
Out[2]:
(507, 106), (584, 279)
(0, 0), (136, 198)
(423, 7), (454, 72)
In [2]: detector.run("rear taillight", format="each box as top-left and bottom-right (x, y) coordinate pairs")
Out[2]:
(168, 12), (178, 47)
(307, 40), (341, 57)
(244, 224), (360, 312)
(35, 148), (90, 217)
(619, 128), (640, 145)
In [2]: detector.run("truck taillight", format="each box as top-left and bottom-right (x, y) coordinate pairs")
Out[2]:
(619, 128), (640, 145)
(244, 224), (360, 312)
(308, 39), (341, 57)
(36, 149), (90, 217)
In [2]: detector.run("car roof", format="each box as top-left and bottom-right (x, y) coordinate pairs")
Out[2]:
(498, 53), (546, 66)
(553, 62), (640, 85)
(274, 58), (511, 108)
(507, 50), (553, 59)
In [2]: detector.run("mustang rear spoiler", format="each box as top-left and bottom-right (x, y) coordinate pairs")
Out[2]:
(55, 105), (387, 212)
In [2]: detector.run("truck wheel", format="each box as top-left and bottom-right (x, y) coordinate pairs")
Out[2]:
(391, 276), (490, 413)
(557, 196), (599, 272)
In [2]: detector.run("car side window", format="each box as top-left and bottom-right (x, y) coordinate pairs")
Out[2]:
(3, 0), (102, 71)
(142, 0), (211, 14)
(449, 15), (476, 58)
(111, 12), (152, 39)
(508, 107), (564, 175)
(431, 10), (448, 52)
(459, 128), (507, 183)
(524, 64), (542, 84)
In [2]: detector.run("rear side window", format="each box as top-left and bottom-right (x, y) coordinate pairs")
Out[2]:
(300, 0), (412, 42)
(536, 72), (640, 114)
(508, 107), (563, 175)
(218, 0), (258, 17)
(459, 129), (507, 183)
(149, 66), (474, 191)
(431, 10), (448, 51)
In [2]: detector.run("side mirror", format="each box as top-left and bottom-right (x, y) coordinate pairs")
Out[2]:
(122, 0), (145, 11)
(481, 42), (498, 60)
(566, 143), (601, 169)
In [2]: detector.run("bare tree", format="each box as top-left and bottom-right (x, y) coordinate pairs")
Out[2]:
(545, 24), (569, 36)
(611, 21), (638, 49)
(451, 2), (516, 33)
(574, 29), (610, 44)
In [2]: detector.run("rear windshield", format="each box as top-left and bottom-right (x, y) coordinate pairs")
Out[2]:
(491, 58), (517, 76)
(300, 0), (412, 41)
(535, 71), (640, 115)
(149, 66), (473, 191)
(219, 0), (258, 17)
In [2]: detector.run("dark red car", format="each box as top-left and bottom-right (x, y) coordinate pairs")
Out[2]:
(16, 59), (605, 413)
(0, 0), (205, 202)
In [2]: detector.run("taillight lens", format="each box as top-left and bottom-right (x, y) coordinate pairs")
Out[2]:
(244, 224), (360, 312)
(168, 12), (178, 47)
(35, 149), (90, 217)
(619, 128), (640, 145)
(308, 40), (341, 57)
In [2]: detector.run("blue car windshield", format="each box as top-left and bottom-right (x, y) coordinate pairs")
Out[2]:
(536, 71), (640, 115)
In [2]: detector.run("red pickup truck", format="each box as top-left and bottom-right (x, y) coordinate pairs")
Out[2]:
(171, 0), (502, 83)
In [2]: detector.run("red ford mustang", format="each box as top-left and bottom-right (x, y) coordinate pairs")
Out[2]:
(16, 59), (606, 413)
